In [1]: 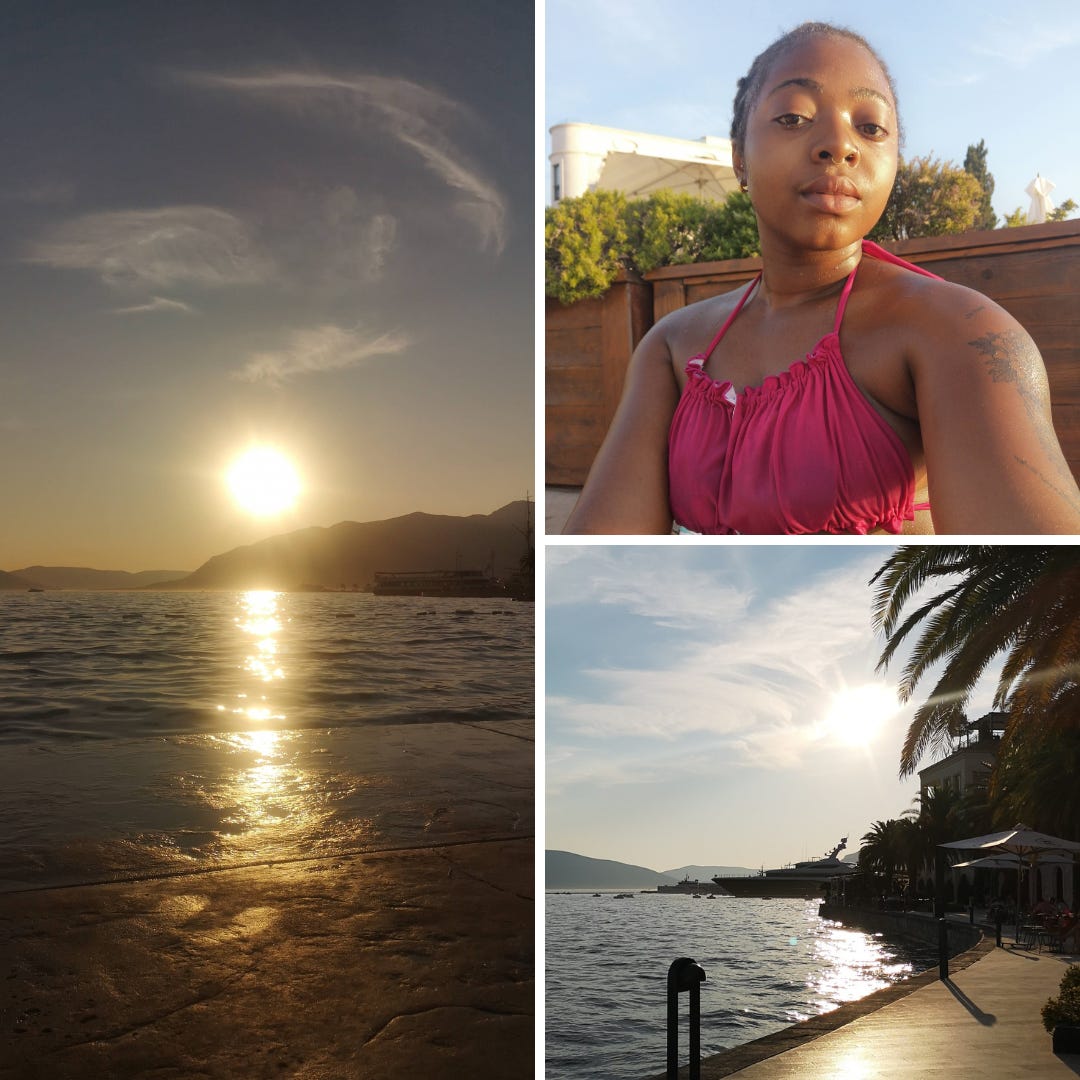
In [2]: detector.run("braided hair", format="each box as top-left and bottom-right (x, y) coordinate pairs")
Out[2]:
(730, 22), (902, 155)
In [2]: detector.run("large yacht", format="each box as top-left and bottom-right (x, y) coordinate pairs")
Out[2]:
(710, 838), (857, 899)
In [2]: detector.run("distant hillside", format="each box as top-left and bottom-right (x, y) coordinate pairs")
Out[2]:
(546, 851), (678, 890)
(0, 569), (39, 591)
(12, 567), (191, 590)
(165, 501), (532, 591)
(663, 864), (759, 881)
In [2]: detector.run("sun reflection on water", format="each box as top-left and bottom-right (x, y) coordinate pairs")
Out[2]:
(807, 924), (913, 1009)
(218, 590), (289, 726)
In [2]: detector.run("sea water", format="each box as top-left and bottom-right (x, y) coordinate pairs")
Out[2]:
(0, 590), (532, 891)
(545, 891), (938, 1079)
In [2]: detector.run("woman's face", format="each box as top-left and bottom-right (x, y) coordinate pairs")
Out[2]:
(735, 35), (899, 253)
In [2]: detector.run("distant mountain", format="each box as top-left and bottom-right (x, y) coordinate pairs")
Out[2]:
(546, 850), (679, 890)
(662, 864), (759, 881)
(165, 500), (532, 591)
(0, 569), (39, 591)
(11, 567), (191, 590)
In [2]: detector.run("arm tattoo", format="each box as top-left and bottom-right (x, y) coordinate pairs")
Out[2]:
(968, 329), (1080, 514)
(963, 305), (985, 320)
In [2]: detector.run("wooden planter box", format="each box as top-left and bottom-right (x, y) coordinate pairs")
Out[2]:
(544, 271), (652, 486)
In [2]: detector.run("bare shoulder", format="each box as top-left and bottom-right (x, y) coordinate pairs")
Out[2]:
(861, 260), (1080, 532)
(648, 284), (749, 364)
(861, 261), (1040, 381)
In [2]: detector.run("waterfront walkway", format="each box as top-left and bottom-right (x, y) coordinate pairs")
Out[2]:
(663, 938), (1080, 1079)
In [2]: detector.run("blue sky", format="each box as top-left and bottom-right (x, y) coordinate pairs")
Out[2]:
(0, 1), (532, 570)
(545, 0), (1080, 221)
(545, 544), (1001, 872)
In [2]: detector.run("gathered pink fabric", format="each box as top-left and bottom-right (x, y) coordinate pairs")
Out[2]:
(667, 240), (939, 534)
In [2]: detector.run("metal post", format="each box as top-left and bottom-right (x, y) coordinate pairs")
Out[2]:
(667, 957), (706, 1080)
(938, 917), (949, 981)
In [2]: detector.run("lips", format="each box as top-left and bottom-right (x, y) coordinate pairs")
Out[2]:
(800, 175), (861, 214)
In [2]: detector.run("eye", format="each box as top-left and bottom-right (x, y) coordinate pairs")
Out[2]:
(858, 122), (890, 140)
(774, 113), (810, 128)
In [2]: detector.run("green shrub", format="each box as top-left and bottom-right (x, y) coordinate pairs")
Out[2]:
(1042, 966), (1080, 1033)
(545, 189), (759, 305)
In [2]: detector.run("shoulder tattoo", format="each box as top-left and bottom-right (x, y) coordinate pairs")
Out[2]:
(967, 329), (1039, 386)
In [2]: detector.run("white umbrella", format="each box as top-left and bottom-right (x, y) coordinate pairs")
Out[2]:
(941, 824), (1080, 858)
(1026, 174), (1056, 224)
(942, 824), (1080, 928)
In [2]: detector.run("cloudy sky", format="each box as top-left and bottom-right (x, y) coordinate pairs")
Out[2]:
(545, 544), (1002, 873)
(1, 1), (532, 571)
(546, 0), (1080, 222)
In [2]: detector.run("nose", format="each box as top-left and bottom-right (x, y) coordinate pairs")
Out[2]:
(813, 113), (858, 166)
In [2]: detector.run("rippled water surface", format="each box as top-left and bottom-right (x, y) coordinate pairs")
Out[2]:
(545, 892), (937, 1079)
(0, 590), (532, 890)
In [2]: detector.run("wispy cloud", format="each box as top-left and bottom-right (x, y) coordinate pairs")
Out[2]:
(546, 546), (752, 629)
(549, 558), (894, 769)
(27, 206), (272, 289)
(110, 296), (196, 316)
(180, 69), (507, 255)
(233, 323), (412, 385)
(969, 18), (1080, 67)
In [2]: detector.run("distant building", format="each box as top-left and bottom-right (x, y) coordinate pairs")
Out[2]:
(917, 711), (1006, 799)
(548, 122), (739, 205)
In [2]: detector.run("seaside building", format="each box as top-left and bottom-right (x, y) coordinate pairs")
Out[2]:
(917, 711), (1006, 799)
(548, 122), (739, 204)
(919, 712), (1075, 910)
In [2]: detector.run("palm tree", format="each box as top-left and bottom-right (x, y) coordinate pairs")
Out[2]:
(871, 546), (1080, 777)
(992, 726), (1080, 836)
(859, 819), (906, 893)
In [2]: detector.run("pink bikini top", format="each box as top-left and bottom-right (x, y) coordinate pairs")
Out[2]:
(667, 240), (938, 534)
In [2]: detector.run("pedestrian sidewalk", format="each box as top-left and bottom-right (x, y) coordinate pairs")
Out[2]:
(675, 941), (1079, 1079)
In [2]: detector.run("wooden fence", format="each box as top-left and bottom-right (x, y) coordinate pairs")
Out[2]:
(545, 218), (1080, 487)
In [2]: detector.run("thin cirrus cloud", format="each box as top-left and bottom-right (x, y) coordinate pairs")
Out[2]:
(549, 557), (894, 768)
(180, 70), (508, 255)
(27, 206), (272, 289)
(233, 323), (413, 386)
(111, 296), (196, 316)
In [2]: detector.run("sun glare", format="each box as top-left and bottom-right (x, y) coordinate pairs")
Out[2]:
(823, 684), (898, 747)
(226, 447), (301, 516)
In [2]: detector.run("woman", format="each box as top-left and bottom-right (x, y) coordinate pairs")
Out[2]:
(564, 23), (1080, 535)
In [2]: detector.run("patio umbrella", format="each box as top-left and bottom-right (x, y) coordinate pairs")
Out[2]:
(942, 824), (1080, 927)
(1026, 174), (1056, 224)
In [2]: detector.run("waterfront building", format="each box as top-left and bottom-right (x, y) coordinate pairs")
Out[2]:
(548, 122), (739, 204)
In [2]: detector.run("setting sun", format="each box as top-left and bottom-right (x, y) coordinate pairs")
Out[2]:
(226, 447), (301, 516)
(823, 684), (899, 747)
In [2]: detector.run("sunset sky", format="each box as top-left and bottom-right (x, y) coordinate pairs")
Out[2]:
(546, 544), (1002, 873)
(1, 2), (533, 571)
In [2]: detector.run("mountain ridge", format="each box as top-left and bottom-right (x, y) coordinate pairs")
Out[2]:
(164, 500), (532, 591)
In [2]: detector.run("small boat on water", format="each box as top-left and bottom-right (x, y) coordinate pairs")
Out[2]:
(711, 838), (857, 899)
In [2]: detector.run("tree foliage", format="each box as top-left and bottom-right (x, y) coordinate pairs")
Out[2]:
(869, 155), (985, 242)
(963, 139), (997, 231)
(871, 545), (1080, 840)
(1003, 197), (1077, 228)
(545, 189), (759, 305)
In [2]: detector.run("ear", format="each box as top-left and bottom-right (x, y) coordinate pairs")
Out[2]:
(732, 148), (746, 189)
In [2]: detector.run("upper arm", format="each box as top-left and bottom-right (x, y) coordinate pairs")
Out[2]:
(913, 292), (1080, 534)
(562, 321), (680, 534)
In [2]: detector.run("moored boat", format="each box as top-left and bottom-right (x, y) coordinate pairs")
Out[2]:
(711, 838), (856, 899)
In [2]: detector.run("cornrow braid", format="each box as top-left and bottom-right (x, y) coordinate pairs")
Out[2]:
(730, 22), (902, 154)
